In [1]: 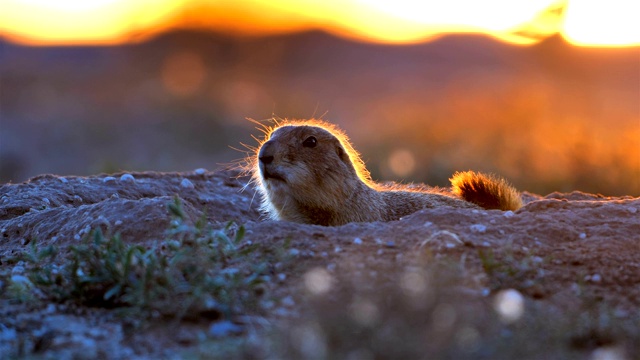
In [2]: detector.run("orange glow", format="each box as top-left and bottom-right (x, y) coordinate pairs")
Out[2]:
(1, 0), (639, 47)
(161, 51), (206, 97)
(0, 0), (182, 45)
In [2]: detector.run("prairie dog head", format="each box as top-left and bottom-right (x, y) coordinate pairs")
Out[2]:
(254, 120), (370, 221)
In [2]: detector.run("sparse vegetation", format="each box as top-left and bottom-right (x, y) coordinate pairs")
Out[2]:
(478, 247), (547, 294)
(7, 197), (284, 320)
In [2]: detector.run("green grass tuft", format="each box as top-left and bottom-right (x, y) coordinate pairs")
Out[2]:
(14, 197), (279, 320)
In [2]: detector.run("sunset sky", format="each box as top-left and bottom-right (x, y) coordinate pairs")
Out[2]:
(1, 0), (639, 47)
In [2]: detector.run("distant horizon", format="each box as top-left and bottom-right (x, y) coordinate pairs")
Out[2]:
(2, 27), (638, 195)
(2, 0), (639, 47)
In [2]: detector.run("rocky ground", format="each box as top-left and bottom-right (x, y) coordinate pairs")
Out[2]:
(1, 169), (639, 359)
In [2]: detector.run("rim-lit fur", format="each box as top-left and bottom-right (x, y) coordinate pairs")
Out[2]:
(251, 119), (522, 226)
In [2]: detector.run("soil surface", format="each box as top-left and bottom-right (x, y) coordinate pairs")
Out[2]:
(1, 169), (639, 359)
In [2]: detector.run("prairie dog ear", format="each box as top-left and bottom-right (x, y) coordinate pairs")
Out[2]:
(336, 144), (349, 163)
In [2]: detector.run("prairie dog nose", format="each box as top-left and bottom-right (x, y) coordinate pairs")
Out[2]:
(258, 141), (275, 164)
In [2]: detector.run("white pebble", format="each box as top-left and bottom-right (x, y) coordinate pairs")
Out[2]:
(42, 198), (50, 205)
(194, 168), (207, 175)
(209, 321), (242, 338)
(503, 211), (515, 218)
(288, 248), (300, 256)
(281, 296), (295, 307)
(628, 207), (638, 214)
(470, 224), (487, 233)
(334, 246), (342, 253)
(58, 177), (68, 184)
(114, 220), (123, 226)
(277, 273), (287, 281)
(591, 274), (602, 283)
(353, 237), (363, 245)
(10, 275), (32, 287)
(423, 221), (433, 227)
(103, 176), (116, 183)
(119, 174), (135, 183)
(180, 178), (195, 189)
(579, 232), (587, 239)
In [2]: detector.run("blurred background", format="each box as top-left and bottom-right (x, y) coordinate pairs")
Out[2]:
(1, 0), (638, 196)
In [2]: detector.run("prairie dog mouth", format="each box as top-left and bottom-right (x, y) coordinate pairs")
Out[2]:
(260, 164), (286, 182)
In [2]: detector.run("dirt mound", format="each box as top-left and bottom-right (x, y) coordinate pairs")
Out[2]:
(1, 170), (638, 359)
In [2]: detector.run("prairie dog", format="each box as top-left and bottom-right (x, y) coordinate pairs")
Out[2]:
(253, 119), (522, 226)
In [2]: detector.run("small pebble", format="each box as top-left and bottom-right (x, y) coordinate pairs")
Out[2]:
(288, 248), (300, 256)
(114, 220), (123, 226)
(281, 296), (295, 307)
(119, 173), (135, 183)
(208, 321), (243, 338)
(10, 275), (32, 286)
(591, 274), (602, 283)
(503, 211), (515, 218)
(194, 168), (207, 175)
(0, 327), (17, 342)
(470, 224), (487, 233)
(334, 246), (342, 253)
(103, 176), (117, 183)
(58, 177), (69, 183)
(353, 237), (362, 245)
(180, 178), (195, 189)
(277, 273), (287, 281)
(579, 232), (587, 239)
(628, 207), (638, 214)
(384, 241), (396, 248)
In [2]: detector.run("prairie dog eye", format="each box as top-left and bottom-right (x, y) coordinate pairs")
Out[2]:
(302, 136), (317, 148)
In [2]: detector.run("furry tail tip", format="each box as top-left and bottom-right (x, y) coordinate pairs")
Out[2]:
(450, 171), (522, 211)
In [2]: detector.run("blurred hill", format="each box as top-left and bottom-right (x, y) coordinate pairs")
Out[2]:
(1, 30), (638, 195)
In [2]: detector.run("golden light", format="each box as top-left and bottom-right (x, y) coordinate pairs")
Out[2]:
(0, 0), (181, 45)
(562, 0), (640, 46)
(0, 0), (638, 47)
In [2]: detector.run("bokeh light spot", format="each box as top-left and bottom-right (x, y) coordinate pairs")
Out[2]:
(161, 51), (206, 97)
(304, 267), (334, 295)
(388, 148), (416, 178)
(493, 288), (525, 323)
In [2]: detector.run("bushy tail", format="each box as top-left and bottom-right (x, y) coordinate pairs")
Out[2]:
(450, 171), (522, 211)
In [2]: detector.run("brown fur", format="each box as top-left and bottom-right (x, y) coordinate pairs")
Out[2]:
(252, 119), (522, 226)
